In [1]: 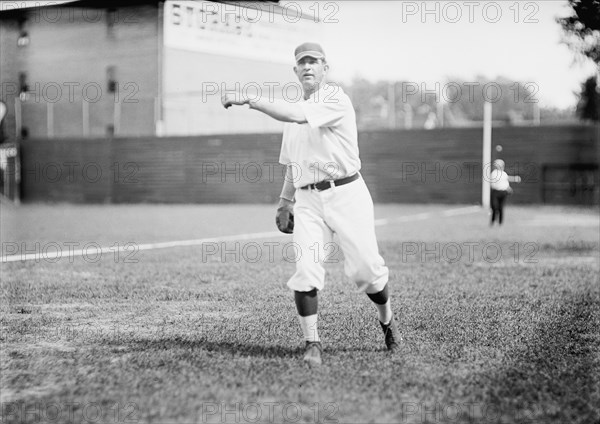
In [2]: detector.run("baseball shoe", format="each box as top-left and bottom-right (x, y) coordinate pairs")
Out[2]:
(303, 341), (322, 367)
(379, 315), (402, 353)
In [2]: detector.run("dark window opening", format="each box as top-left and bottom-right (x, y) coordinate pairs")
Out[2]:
(107, 7), (117, 34)
(18, 72), (29, 94)
(17, 17), (29, 46)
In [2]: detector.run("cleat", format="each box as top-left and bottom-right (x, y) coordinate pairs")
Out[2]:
(379, 315), (402, 352)
(303, 341), (322, 366)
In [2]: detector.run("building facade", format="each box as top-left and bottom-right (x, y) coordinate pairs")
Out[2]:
(0, 0), (320, 140)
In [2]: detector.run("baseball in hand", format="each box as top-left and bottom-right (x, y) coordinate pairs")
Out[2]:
(221, 92), (247, 109)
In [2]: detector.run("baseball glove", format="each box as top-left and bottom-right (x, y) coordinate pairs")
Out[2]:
(276, 205), (294, 234)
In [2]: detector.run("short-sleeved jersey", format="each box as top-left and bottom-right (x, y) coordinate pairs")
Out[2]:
(279, 84), (360, 188)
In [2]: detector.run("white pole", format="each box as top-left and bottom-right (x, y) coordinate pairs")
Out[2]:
(47, 102), (54, 138)
(113, 100), (121, 135)
(388, 82), (396, 129)
(15, 98), (22, 138)
(154, 96), (163, 136)
(533, 102), (540, 126)
(482, 101), (492, 208)
(404, 103), (413, 129)
(3, 150), (9, 197)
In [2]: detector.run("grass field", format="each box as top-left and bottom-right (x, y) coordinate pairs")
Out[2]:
(1, 203), (599, 424)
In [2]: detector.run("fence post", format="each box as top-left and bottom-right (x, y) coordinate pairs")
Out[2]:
(15, 98), (22, 138)
(113, 100), (121, 136)
(482, 101), (492, 208)
(387, 82), (396, 129)
(82, 99), (90, 136)
(47, 102), (54, 138)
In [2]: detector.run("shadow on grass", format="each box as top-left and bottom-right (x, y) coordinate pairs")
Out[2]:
(475, 292), (600, 424)
(110, 337), (303, 358)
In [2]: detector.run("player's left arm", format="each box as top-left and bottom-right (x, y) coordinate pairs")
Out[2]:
(276, 165), (296, 234)
(222, 92), (307, 124)
(507, 174), (522, 183)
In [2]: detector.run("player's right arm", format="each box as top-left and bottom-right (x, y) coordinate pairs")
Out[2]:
(249, 98), (307, 124)
(221, 91), (307, 124)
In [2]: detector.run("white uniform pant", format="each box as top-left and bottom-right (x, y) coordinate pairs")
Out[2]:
(287, 177), (389, 294)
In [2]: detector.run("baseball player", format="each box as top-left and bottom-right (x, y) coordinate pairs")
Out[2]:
(222, 42), (400, 366)
(490, 159), (521, 225)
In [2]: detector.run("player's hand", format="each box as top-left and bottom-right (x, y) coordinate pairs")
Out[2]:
(221, 91), (247, 109)
(276, 199), (294, 234)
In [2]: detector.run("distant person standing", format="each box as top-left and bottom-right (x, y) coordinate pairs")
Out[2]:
(490, 159), (521, 225)
(0, 101), (6, 144)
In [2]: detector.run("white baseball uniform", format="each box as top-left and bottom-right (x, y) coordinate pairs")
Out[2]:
(490, 169), (510, 191)
(279, 84), (389, 294)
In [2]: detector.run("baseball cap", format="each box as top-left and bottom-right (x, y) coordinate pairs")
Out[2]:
(294, 42), (326, 62)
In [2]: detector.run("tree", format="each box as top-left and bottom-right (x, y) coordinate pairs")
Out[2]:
(557, 0), (600, 64)
(576, 76), (600, 121)
(558, 0), (600, 122)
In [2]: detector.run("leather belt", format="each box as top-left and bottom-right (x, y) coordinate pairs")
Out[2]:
(300, 173), (359, 192)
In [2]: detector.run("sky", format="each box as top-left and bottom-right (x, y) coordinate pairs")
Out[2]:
(5, 0), (598, 109)
(283, 0), (598, 109)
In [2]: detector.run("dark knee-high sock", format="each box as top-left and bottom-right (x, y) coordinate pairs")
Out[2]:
(367, 284), (393, 324)
(294, 289), (319, 342)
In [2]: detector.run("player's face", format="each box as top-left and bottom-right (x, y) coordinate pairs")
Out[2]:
(294, 57), (328, 92)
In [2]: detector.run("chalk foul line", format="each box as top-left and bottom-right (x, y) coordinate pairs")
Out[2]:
(2, 206), (481, 263)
